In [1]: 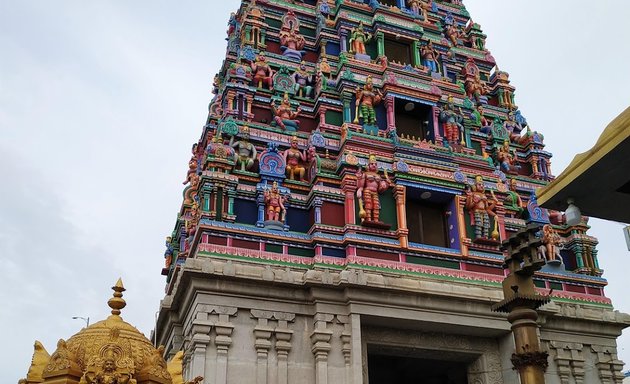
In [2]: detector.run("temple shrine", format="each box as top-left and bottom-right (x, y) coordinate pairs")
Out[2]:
(154, 1), (630, 383)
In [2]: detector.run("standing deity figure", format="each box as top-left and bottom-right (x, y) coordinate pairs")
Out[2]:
(407, 0), (430, 21)
(264, 181), (286, 222)
(283, 135), (307, 181)
(356, 155), (391, 224)
(164, 236), (174, 269)
(227, 12), (240, 37)
(251, 53), (273, 89)
(465, 74), (489, 104)
(354, 75), (382, 126)
(280, 10), (306, 60)
(229, 125), (257, 171)
(349, 22), (372, 55)
(293, 61), (313, 98)
(497, 140), (520, 173)
(439, 96), (465, 147)
(465, 176), (499, 240)
(280, 25), (305, 52)
(272, 93), (302, 132)
(540, 224), (562, 262)
(421, 41), (440, 72)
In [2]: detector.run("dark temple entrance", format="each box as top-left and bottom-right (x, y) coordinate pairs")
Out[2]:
(368, 350), (469, 384)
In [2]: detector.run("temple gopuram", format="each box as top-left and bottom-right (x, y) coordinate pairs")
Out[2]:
(155, 1), (630, 383)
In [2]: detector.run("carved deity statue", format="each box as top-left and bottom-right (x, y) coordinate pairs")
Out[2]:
(349, 22), (372, 55)
(354, 75), (382, 126)
(163, 236), (174, 269)
(264, 181), (286, 222)
(229, 125), (257, 171)
(539, 224), (562, 262)
(420, 41), (440, 72)
(251, 53), (273, 89)
(356, 155), (391, 224)
(283, 135), (307, 181)
(182, 143), (200, 185)
(84, 358), (131, 384)
(439, 96), (465, 147)
(497, 140), (520, 174)
(293, 61), (313, 98)
(465, 176), (498, 241)
(503, 178), (524, 216)
(445, 22), (463, 46)
(407, 0), (430, 21)
(465, 73), (489, 104)
(272, 93), (301, 132)
(280, 10), (306, 60)
(471, 104), (492, 133)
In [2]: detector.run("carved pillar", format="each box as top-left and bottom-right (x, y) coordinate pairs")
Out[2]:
(341, 175), (358, 225)
(251, 310), (274, 384)
(570, 345), (586, 384)
(339, 29), (348, 52)
(431, 106), (442, 143)
(226, 187), (236, 221)
(384, 94), (395, 134)
(337, 315), (352, 384)
(412, 40), (421, 67)
(203, 192), (211, 212)
(350, 314), (363, 384)
(275, 313), (295, 384)
(591, 345), (625, 384)
(376, 31), (385, 58)
(256, 190), (266, 227)
(456, 196), (469, 257)
(214, 309), (237, 384)
(393, 185), (409, 248)
(314, 197), (323, 224)
(311, 313), (334, 384)
(548, 341), (572, 384)
(342, 92), (352, 123)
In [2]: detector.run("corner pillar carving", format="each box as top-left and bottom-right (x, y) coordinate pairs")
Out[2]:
(311, 313), (334, 384)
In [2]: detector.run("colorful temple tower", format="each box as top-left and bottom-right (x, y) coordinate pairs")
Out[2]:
(156, 1), (630, 383)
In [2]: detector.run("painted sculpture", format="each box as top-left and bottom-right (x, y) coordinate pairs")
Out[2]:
(539, 224), (562, 262)
(445, 22), (463, 46)
(356, 155), (391, 226)
(421, 41), (440, 72)
(272, 93), (302, 132)
(349, 22), (372, 56)
(264, 181), (286, 222)
(407, 0), (430, 21)
(439, 96), (464, 147)
(497, 140), (520, 174)
(280, 11), (306, 61)
(503, 178), (524, 216)
(164, 236), (174, 269)
(293, 61), (313, 98)
(465, 74), (488, 104)
(354, 75), (382, 129)
(251, 53), (273, 89)
(283, 135), (307, 181)
(465, 176), (499, 241)
(229, 125), (257, 171)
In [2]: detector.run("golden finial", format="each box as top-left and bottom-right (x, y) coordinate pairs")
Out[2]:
(368, 154), (377, 164)
(108, 278), (127, 316)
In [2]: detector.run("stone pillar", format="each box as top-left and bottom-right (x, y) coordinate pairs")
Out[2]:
(384, 94), (395, 134)
(393, 185), (409, 248)
(591, 345), (625, 384)
(350, 314), (363, 384)
(214, 309), (237, 384)
(275, 313), (295, 384)
(339, 29), (348, 52)
(337, 315), (352, 384)
(251, 311), (274, 384)
(311, 314), (334, 384)
(314, 197), (323, 224)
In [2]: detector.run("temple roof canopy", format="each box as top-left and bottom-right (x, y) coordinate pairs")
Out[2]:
(537, 107), (630, 223)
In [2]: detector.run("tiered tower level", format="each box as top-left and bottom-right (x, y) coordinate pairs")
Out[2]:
(157, 1), (630, 383)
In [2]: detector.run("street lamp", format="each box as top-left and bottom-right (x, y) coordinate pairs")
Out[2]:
(72, 316), (90, 327)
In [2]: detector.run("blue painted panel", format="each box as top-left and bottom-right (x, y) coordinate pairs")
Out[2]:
(234, 199), (257, 226)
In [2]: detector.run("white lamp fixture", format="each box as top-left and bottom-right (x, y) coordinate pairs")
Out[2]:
(623, 225), (630, 252)
(404, 102), (415, 112)
(565, 198), (582, 226)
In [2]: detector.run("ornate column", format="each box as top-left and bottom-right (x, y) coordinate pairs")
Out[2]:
(342, 92), (353, 123)
(214, 308), (237, 384)
(274, 313), (295, 384)
(393, 185), (409, 248)
(339, 29), (348, 52)
(384, 94), (395, 134)
(311, 313), (334, 384)
(337, 315), (352, 384)
(251, 310), (274, 384)
(314, 197), (323, 224)
(376, 31), (385, 58)
(412, 40), (421, 67)
(493, 224), (550, 384)
(591, 345), (625, 384)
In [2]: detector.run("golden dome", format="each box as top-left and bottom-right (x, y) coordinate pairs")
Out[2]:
(22, 279), (174, 384)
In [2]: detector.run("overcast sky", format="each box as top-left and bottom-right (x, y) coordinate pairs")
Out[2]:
(1, 1), (629, 382)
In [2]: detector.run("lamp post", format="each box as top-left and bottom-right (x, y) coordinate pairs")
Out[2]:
(72, 316), (90, 327)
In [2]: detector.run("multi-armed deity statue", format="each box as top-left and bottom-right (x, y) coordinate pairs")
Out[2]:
(356, 155), (391, 227)
(349, 21), (372, 57)
(465, 176), (499, 242)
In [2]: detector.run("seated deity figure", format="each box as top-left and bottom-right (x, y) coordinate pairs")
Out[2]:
(420, 41), (440, 72)
(407, 0), (430, 21)
(465, 176), (499, 241)
(349, 22), (372, 55)
(251, 53), (273, 89)
(354, 75), (382, 127)
(293, 61), (313, 98)
(283, 135), (307, 181)
(264, 181), (286, 222)
(497, 140), (520, 174)
(229, 125), (257, 171)
(465, 73), (488, 104)
(445, 22), (463, 46)
(471, 104), (492, 133)
(356, 154), (391, 224)
(83, 358), (131, 384)
(272, 93), (301, 132)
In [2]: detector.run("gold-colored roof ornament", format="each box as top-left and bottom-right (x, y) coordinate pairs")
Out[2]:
(19, 279), (198, 384)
